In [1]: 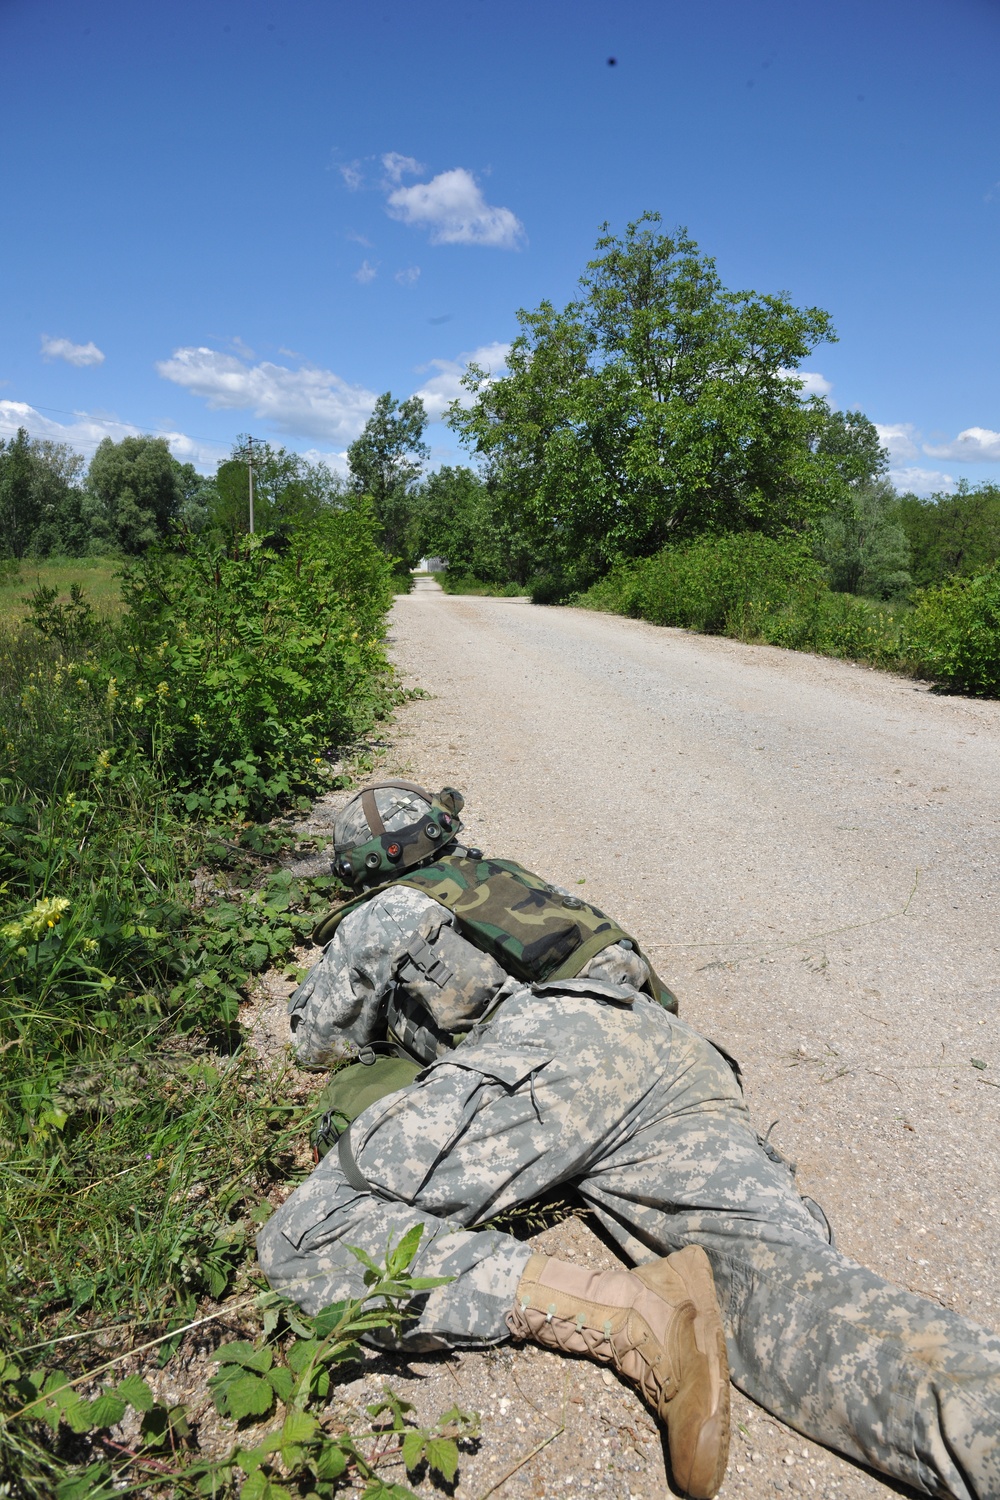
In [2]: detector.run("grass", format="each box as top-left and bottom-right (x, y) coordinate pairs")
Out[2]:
(438, 572), (526, 597)
(0, 558), (124, 626)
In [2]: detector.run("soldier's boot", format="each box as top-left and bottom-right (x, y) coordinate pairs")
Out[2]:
(507, 1245), (730, 1499)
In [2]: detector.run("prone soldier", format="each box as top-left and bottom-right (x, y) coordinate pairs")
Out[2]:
(258, 782), (1000, 1499)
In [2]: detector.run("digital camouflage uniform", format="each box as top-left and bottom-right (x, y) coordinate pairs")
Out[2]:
(259, 883), (1000, 1500)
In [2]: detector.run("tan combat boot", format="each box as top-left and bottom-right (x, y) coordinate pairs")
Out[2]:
(506, 1244), (730, 1498)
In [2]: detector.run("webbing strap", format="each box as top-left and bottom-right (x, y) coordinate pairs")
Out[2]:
(337, 1126), (374, 1192)
(360, 788), (384, 836)
(359, 779), (433, 839)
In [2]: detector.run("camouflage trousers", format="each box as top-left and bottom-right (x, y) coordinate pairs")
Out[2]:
(258, 985), (1000, 1499)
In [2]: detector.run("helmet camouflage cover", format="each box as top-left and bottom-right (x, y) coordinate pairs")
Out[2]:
(332, 780), (465, 886)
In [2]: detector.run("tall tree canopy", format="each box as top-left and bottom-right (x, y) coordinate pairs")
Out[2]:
(86, 435), (187, 554)
(0, 429), (40, 559)
(347, 393), (428, 564)
(892, 483), (1000, 587)
(450, 214), (843, 589)
(208, 438), (341, 537)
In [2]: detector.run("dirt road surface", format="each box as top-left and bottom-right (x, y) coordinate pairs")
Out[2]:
(348, 578), (999, 1500)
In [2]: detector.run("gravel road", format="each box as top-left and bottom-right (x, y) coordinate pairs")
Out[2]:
(355, 578), (1000, 1500)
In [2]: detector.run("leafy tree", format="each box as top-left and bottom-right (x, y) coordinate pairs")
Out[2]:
(413, 466), (485, 573)
(348, 393), (428, 564)
(892, 482), (1000, 586)
(206, 440), (347, 538)
(813, 479), (911, 598)
(814, 408), (888, 487)
(85, 435), (183, 553)
(26, 438), (88, 555)
(0, 428), (39, 559)
(809, 412), (908, 598)
(451, 215), (840, 591)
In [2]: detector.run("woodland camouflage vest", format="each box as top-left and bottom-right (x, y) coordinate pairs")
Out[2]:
(314, 852), (677, 1011)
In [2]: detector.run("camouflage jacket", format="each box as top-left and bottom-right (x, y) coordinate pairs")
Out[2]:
(289, 873), (663, 1069)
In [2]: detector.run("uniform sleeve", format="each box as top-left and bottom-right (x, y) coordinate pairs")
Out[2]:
(287, 886), (454, 1068)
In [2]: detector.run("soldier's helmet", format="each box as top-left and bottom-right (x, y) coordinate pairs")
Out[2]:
(332, 780), (465, 887)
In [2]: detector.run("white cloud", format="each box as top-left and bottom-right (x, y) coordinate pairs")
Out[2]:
(381, 152), (424, 184)
(413, 341), (510, 421)
(779, 368), (831, 397)
(875, 422), (920, 462)
(923, 426), (1000, 462)
(155, 346), (377, 444)
(395, 266), (421, 286)
(298, 446), (351, 478)
(354, 259), (378, 284)
(889, 465), (956, 496)
(0, 399), (226, 472)
(40, 335), (105, 367)
(386, 168), (525, 248)
(339, 162), (363, 190)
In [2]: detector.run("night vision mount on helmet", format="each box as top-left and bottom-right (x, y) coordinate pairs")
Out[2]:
(332, 780), (465, 887)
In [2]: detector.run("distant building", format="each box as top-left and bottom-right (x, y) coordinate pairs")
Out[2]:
(415, 556), (448, 573)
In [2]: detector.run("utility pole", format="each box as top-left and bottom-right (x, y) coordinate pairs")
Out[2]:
(246, 435), (256, 534)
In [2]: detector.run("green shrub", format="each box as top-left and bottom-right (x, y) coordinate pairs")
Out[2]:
(25, 510), (397, 820)
(901, 564), (1000, 695)
(580, 532), (908, 671)
(439, 572), (524, 597)
(527, 573), (569, 605)
(583, 534), (824, 631)
(0, 506), (399, 1361)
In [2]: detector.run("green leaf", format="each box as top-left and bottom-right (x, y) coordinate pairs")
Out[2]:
(265, 1365), (294, 1402)
(235, 1442), (269, 1473)
(282, 1409), (319, 1444)
(116, 1374), (155, 1412)
(211, 1339), (272, 1372)
(226, 1372), (276, 1422)
(424, 1436), (459, 1482)
(312, 1300), (351, 1338)
(359, 1480), (421, 1500)
(55, 1464), (117, 1500)
(367, 1390), (414, 1430)
(205, 1263), (229, 1298)
(401, 1429), (425, 1471)
(240, 1474), (294, 1500)
(286, 1338), (323, 1374)
(314, 1440), (348, 1480)
(386, 1223), (424, 1276)
(87, 1392), (127, 1429)
(345, 1242), (383, 1277)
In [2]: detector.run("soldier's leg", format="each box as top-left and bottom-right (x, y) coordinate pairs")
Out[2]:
(581, 1016), (1000, 1500)
(259, 987), (663, 1348)
(256, 1150), (530, 1351)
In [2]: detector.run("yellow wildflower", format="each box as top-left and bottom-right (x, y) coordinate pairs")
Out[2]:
(2, 896), (71, 945)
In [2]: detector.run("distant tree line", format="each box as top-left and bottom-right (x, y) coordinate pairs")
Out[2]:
(3, 213), (998, 603)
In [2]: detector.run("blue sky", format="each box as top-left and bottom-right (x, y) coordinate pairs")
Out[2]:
(2, 0), (999, 495)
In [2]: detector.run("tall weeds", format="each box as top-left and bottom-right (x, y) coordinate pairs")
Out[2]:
(1, 512), (397, 1362)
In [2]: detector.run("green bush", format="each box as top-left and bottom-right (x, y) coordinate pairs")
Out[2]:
(901, 564), (1000, 695)
(582, 533), (823, 630)
(439, 572), (524, 597)
(580, 532), (907, 670)
(0, 506), (398, 1358)
(23, 509), (396, 819)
